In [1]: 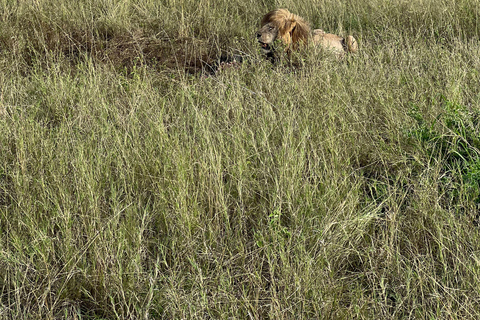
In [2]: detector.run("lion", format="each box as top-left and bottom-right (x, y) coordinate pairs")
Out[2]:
(256, 8), (358, 58)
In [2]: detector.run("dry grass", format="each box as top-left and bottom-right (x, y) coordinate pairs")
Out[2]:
(1, 0), (480, 319)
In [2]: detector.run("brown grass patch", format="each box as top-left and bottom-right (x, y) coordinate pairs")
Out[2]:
(0, 16), (221, 74)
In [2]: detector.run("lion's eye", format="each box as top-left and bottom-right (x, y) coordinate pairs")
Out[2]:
(268, 26), (274, 31)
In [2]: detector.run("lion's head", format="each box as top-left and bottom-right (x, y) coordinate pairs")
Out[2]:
(256, 9), (311, 54)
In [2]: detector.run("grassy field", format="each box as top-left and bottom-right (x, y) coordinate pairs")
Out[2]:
(1, 0), (480, 318)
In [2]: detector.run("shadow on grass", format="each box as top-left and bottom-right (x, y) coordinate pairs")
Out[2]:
(0, 17), (243, 76)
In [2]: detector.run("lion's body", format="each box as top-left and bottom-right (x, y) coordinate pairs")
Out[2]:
(256, 9), (358, 57)
(312, 29), (358, 54)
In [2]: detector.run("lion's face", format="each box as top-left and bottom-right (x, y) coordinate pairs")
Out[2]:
(256, 23), (279, 53)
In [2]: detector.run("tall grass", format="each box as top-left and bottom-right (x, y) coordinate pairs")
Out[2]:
(1, 0), (480, 318)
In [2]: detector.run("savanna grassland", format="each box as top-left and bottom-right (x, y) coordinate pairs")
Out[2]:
(1, 0), (480, 319)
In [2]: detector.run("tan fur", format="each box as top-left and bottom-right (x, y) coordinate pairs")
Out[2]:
(257, 8), (358, 56)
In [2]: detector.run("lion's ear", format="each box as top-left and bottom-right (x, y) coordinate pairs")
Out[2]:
(290, 20), (309, 47)
(278, 19), (296, 44)
(284, 19), (297, 36)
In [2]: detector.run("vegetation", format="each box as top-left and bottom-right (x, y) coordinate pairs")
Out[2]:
(1, 0), (480, 318)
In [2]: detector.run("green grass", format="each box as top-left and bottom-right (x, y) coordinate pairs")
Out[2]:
(1, 0), (480, 318)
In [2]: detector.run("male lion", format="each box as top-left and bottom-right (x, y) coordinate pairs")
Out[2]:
(256, 8), (358, 58)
